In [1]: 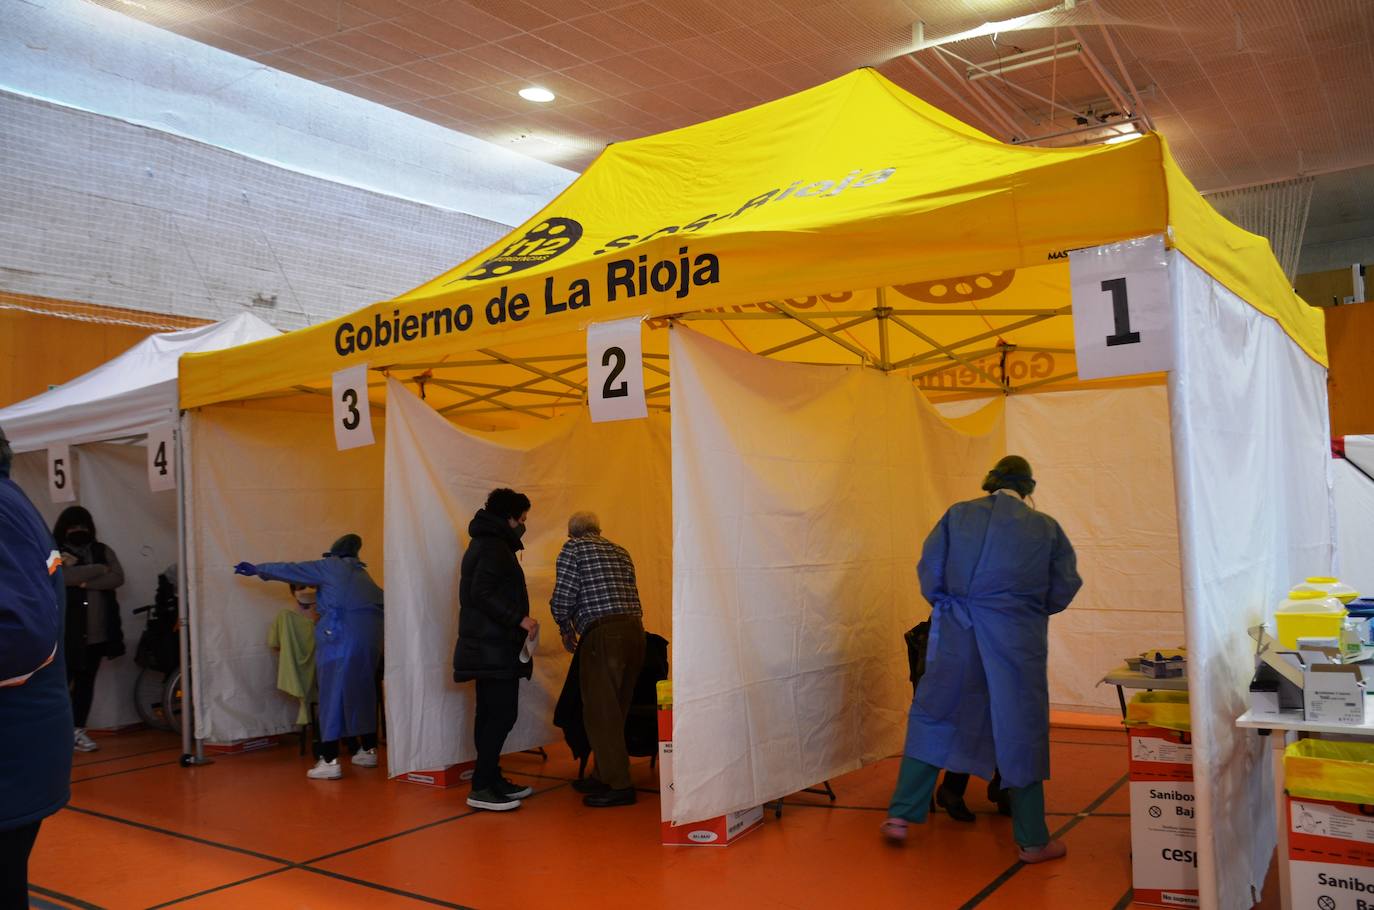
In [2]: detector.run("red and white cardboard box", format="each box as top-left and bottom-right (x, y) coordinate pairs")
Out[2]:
(1129, 725), (1199, 908)
(1287, 795), (1374, 910)
(658, 708), (763, 846)
(399, 761), (475, 789)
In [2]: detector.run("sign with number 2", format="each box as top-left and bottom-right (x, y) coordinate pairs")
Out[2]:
(332, 364), (375, 451)
(587, 318), (648, 423)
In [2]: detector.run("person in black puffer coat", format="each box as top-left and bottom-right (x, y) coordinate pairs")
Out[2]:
(453, 488), (538, 813)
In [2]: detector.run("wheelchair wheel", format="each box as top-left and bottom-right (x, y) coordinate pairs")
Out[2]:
(133, 668), (173, 731)
(162, 668), (184, 736)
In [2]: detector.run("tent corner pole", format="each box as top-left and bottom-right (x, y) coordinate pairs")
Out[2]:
(876, 288), (893, 371)
(175, 409), (211, 768)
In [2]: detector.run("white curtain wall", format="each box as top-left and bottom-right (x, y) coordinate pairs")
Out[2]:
(1333, 456), (1374, 596)
(187, 398), (385, 743)
(668, 327), (1004, 824)
(12, 445), (177, 729)
(1005, 386), (1185, 713)
(382, 379), (671, 778)
(1169, 253), (1333, 910)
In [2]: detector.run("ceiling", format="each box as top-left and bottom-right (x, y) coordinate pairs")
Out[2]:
(98, 0), (1373, 195)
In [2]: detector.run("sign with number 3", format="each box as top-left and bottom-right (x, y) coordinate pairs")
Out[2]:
(1070, 234), (1174, 381)
(332, 364), (375, 451)
(587, 318), (648, 423)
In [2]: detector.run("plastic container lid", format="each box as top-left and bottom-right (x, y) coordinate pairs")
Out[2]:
(1277, 590), (1345, 612)
(1293, 578), (1360, 604)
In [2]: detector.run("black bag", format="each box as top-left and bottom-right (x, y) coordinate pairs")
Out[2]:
(904, 620), (930, 692)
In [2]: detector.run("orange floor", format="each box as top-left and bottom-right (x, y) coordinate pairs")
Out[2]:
(29, 726), (1272, 909)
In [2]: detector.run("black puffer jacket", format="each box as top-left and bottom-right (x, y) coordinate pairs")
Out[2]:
(453, 509), (533, 682)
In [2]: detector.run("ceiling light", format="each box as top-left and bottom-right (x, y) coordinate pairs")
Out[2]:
(1104, 130), (1142, 145)
(518, 87), (555, 103)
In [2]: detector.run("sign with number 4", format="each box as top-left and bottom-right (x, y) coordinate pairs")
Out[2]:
(48, 444), (75, 504)
(332, 364), (375, 451)
(1070, 234), (1174, 381)
(147, 424), (176, 492)
(587, 318), (649, 423)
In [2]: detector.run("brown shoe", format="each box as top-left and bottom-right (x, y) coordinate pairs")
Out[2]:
(1018, 839), (1067, 864)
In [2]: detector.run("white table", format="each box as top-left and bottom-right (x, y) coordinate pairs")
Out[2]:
(1235, 693), (1374, 910)
(1100, 665), (1189, 718)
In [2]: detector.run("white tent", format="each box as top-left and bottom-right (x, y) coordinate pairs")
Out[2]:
(0, 313), (279, 730)
(1, 313), (278, 452)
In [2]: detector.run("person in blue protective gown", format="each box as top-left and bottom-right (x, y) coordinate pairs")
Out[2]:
(881, 456), (1081, 864)
(234, 534), (383, 780)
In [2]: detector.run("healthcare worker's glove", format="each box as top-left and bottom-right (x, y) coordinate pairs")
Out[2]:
(233, 562), (258, 577)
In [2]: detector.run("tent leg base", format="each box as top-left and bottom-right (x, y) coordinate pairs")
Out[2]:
(179, 754), (214, 768)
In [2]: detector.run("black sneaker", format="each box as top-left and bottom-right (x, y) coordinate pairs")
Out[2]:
(467, 787), (521, 811)
(498, 777), (534, 799)
(572, 776), (610, 795)
(583, 787), (637, 808)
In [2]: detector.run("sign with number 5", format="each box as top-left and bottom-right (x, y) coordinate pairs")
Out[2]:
(332, 364), (375, 451)
(48, 444), (75, 503)
(1070, 234), (1174, 381)
(587, 318), (648, 423)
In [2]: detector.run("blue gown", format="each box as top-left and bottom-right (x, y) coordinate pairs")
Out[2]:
(255, 557), (384, 742)
(904, 493), (1081, 789)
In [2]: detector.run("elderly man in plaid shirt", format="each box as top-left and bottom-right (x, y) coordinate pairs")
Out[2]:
(551, 511), (645, 808)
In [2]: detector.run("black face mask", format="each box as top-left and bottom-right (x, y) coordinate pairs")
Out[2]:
(66, 530), (93, 547)
(511, 523), (526, 541)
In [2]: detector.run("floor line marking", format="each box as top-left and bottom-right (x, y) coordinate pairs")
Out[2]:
(63, 805), (294, 865)
(298, 866), (479, 909)
(143, 868), (295, 909)
(71, 760), (181, 784)
(28, 884), (106, 910)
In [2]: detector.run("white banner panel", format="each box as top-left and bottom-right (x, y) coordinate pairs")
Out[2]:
(332, 364), (375, 451)
(587, 317), (648, 423)
(383, 378), (670, 778)
(1072, 234), (1173, 380)
(668, 327), (1004, 825)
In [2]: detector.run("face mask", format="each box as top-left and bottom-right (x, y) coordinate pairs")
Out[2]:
(296, 590), (317, 606)
(66, 530), (93, 547)
(512, 523), (526, 540)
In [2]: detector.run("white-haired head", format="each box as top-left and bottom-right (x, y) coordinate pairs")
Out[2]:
(568, 511), (601, 538)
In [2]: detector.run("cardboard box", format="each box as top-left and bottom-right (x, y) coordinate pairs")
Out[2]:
(1129, 725), (1199, 908)
(398, 761), (475, 789)
(1304, 664), (1367, 725)
(658, 707), (763, 846)
(1287, 795), (1374, 910)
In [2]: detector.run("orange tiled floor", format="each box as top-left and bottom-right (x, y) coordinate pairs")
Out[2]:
(26, 725), (1263, 909)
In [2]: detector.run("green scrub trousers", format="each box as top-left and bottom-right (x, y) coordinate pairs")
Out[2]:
(888, 756), (1050, 847)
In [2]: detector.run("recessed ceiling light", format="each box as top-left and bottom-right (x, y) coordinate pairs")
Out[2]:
(518, 87), (556, 103)
(1105, 130), (1142, 145)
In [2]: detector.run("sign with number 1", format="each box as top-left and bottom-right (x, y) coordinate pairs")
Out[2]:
(587, 318), (648, 423)
(147, 424), (176, 492)
(1070, 234), (1174, 381)
(332, 364), (375, 450)
(48, 444), (75, 504)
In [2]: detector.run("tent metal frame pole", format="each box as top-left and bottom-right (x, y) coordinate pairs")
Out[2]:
(764, 302), (873, 364)
(479, 348), (587, 395)
(876, 289), (892, 371)
(887, 308), (1065, 317)
(426, 379), (557, 419)
(900, 53), (1006, 137)
(908, 346), (1007, 379)
(175, 410), (210, 767)
(384, 354), (586, 371)
(892, 306), (1071, 369)
(437, 363), (584, 415)
(933, 45), (1086, 124)
(889, 314), (1005, 388)
(424, 377), (583, 400)
(1012, 370), (1080, 393)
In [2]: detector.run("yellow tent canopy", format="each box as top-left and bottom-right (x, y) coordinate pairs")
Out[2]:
(179, 68), (1323, 416)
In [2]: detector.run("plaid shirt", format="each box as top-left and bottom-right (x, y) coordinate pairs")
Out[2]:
(550, 535), (642, 637)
